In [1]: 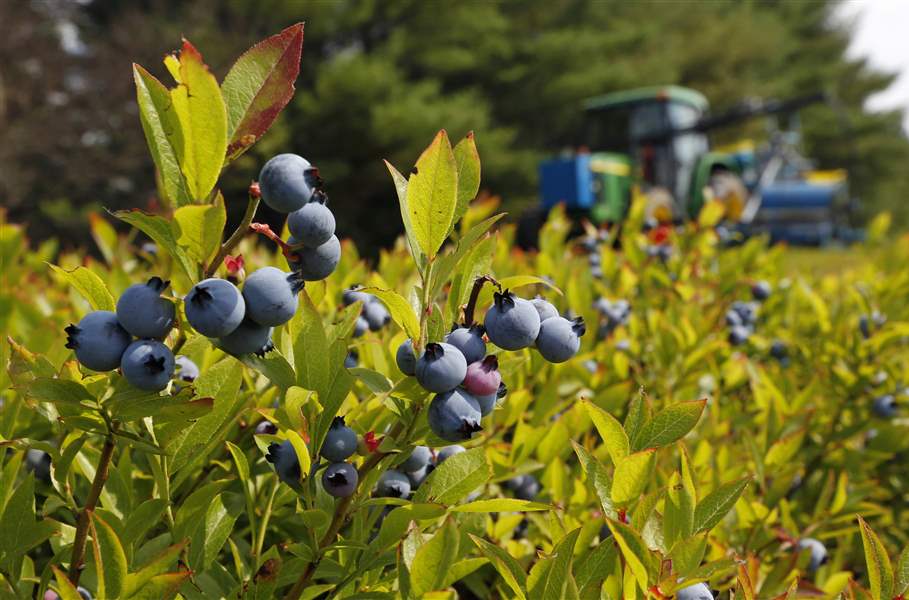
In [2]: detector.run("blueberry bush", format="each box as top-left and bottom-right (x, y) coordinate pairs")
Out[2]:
(2, 25), (908, 600)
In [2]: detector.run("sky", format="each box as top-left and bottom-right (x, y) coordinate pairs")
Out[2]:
(835, 0), (909, 133)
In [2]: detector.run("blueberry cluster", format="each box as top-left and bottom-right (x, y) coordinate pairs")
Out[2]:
(342, 287), (391, 338)
(724, 281), (772, 347)
(64, 277), (192, 392)
(505, 473), (540, 500)
(396, 290), (585, 443)
(375, 445), (465, 499)
(593, 297), (631, 340)
(578, 232), (608, 279)
(872, 393), (900, 419)
(859, 311), (887, 339)
(258, 153), (342, 281)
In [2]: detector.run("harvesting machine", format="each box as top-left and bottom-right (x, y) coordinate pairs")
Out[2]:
(519, 85), (856, 248)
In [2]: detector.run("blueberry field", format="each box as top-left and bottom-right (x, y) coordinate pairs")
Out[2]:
(2, 25), (909, 600)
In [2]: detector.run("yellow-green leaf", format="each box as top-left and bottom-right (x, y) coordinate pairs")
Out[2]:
(693, 477), (750, 532)
(858, 516), (893, 600)
(406, 130), (459, 259)
(411, 518), (459, 596)
(582, 400), (629, 464)
(360, 287), (421, 341)
(634, 400), (705, 450)
(90, 512), (128, 600)
(611, 449), (656, 505)
(173, 196), (226, 266)
(49, 265), (115, 311)
(286, 430), (311, 484)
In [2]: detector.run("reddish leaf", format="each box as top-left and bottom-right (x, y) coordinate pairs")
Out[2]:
(221, 23), (304, 162)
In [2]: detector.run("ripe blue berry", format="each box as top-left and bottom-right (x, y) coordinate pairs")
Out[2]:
(242, 267), (303, 326)
(463, 355), (501, 396)
(475, 381), (507, 416)
(436, 445), (465, 463)
(536, 316), (586, 363)
(531, 297), (559, 322)
(363, 301), (390, 331)
(217, 318), (274, 357)
(428, 388), (482, 442)
(676, 583), (713, 600)
(444, 324), (486, 364)
(288, 195), (335, 248)
(255, 420), (277, 435)
(797, 538), (827, 573)
(185, 278), (245, 338)
(173, 355), (199, 383)
(506, 474), (540, 500)
(121, 340), (175, 391)
(375, 469), (411, 498)
(751, 280), (772, 301)
(400, 445), (432, 472)
(731, 301), (758, 326)
(322, 462), (358, 497)
(65, 311), (131, 372)
(345, 349), (359, 369)
(484, 290), (541, 350)
(353, 316), (368, 338)
(116, 277), (175, 339)
(266, 440), (301, 488)
(287, 235), (341, 281)
(259, 154), (319, 213)
(770, 340), (788, 361)
(415, 343), (467, 393)
(342, 287), (373, 306)
(396, 339), (417, 376)
(728, 325), (751, 346)
(872, 394), (898, 418)
(322, 417), (358, 462)
(408, 464), (434, 488)
(26, 449), (52, 483)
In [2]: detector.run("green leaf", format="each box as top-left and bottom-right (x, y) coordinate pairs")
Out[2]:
(132, 64), (191, 206)
(611, 449), (656, 505)
(470, 534), (527, 600)
(360, 288), (421, 341)
(633, 400), (705, 450)
(20, 377), (94, 406)
(410, 518), (459, 596)
(129, 571), (191, 600)
(693, 477), (751, 533)
(168, 40), (228, 202)
(52, 566), (86, 600)
(670, 534), (709, 577)
(575, 541), (618, 595)
(123, 499), (168, 548)
(48, 264), (116, 311)
(240, 349), (297, 390)
(221, 23), (304, 162)
(188, 494), (240, 570)
(764, 428), (806, 467)
(123, 541), (186, 596)
(285, 430), (311, 485)
(291, 290), (330, 395)
(310, 341), (354, 453)
(0, 474), (57, 569)
(895, 546), (909, 596)
(433, 213), (504, 302)
(349, 367), (393, 393)
(414, 447), (491, 505)
(663, 472), (695, 548)
(527, 528), (580, 600)
(859, 516), (894, 600)
(451, 132), (481, 231)
(369, 503), (447, 553)
(624, 395), (650, 447)
(582, 400), (629, 464)
(451, 499), (551, 512)
(607, 518), (655, 590)
(112, 210), (197, 284)
(406, 130), (459, 259)
(173, 197), (226, 266)
(89, 512), (128, 600)
(384, 159), (424, 268)
(442, 557), (489, 588)
(225, 441), (250, 483)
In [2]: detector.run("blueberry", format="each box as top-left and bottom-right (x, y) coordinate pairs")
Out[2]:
(436, 445), (465, 463)
(751, 281), (772, 301)
(484, 290), (541, 350)
(407, 464), (434, 488)
(536, 316), (586, 363)
(217, 318), (274, 357)
(345, 349), (359, 369)
(731, 301), (758, 325)
(353, 316), (368, 338)
(265, 440), (301, 488)
(287, 235), (341, 281)
(25, 449), (52, 483)
(65, 311), (131, 372)
(725, 309), (743, 327)
(254, 420), (278, 435)
(588, 252), (602, 266)
(400, 445), (432, 472)
(444, 324), (487, 364)
(287, 196), (335, 248)
(184, 278), (245, 338)
(590, 265), (603, 279)
(242, 267), (303, 326)
(428, 388), (482, 442)
(582, 359), (598, 374)
(395, 339), (417, 376)
(322, 462), (358, 498)
(872, 394), (898, 418)
(121, 340), (175, 391)
(770, 340), (787, 361)
(531, 297), (559, 322)
(173, 355), (199, 384)
(475, 381), (507, 416)
(116, 277), (175, 339)
(860, 312), (886, 339)
(322, 417), (358, 462)
(598, 524), (612, 541)
(342, 287), (373, 306)
(363, 301), (390, 331)
(506, 474), (540, 500)
(78, 589), (92, 600)
(415, 343), (467, 393)
(728, 325), (751, 346)
(676, 583), (713, 600)
(463, 355), (502, 396)
(258, 154), (319, 213)
(797, 538), (827, 573)
(375, 469), (411, 498)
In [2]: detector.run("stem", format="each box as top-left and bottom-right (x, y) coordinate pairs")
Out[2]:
(205, 189), (260, 278)
(463, 275), (500, 326)
(254, 481), (280, 564)
(68, 437), (116, 584)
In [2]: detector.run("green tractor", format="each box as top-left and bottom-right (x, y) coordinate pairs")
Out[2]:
(518, 85), (852, 248)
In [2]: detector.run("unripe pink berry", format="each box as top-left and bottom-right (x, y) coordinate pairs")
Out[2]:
(463, 355), (502, 396)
